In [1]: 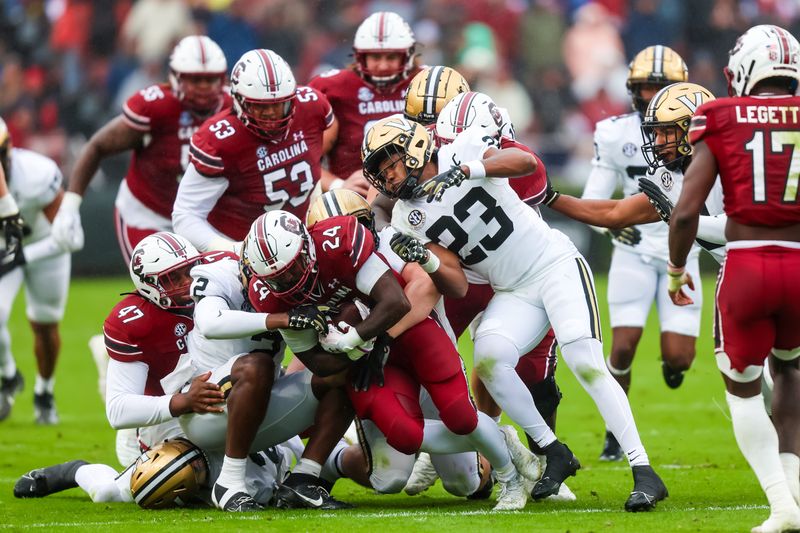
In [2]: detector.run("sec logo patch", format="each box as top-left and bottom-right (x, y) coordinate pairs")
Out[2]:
(660, 171), (674, 191)
(174, 323), (188, 337)
(408, 209), (425, 227)
(622, 143), (637, 157)
(358, 87), (374, 102)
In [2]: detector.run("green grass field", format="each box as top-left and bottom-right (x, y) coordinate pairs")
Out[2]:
(0, 275), (771, 532)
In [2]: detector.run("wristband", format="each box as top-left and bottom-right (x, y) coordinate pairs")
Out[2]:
(464, 160), (486, 179)
(667, 261), (685, 274)
(420, 251), (441, 273)
(61, 191), (83, 211)
(0, 194), (19, 218)
(330, 178), (345, 190)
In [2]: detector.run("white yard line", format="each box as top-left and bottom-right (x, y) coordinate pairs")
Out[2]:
(1, 504), (770, 528)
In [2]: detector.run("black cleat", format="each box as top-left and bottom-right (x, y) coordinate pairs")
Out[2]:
(0, 371), (24, 421)
(532, 441), (580, 500)
(275, 473), (353, 510)
(14, 460), (88, 498)
(599, 430), (624, 462)
(661, 361), (685, 389)
(212, 483), (264, 512)
(34, 392), (58, 425)
(625, 465), (668, 512)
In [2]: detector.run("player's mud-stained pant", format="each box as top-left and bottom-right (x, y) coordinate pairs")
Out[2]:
(445, 282), (558, 385)
(180, 359), (318, 452)
(715, 243), (800, 382)
(347, 317), (478, 454)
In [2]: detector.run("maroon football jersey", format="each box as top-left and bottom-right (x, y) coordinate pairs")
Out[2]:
(189, 86), (334, 241)
(122, 83), (232, 219)
(499, 137), (548, 206)
(103, 294), (193, 396)
(689, 95), (800, 227)
(249, 215), (380, 313)
(309, 68), (420, 178)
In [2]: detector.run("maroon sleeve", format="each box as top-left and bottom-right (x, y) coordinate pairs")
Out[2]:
(189, 124), (226, 177)
(103, 299), (151, 363)
(122, 84), (172, 132)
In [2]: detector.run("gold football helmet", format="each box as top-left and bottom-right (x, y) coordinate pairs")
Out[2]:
(130, 438), (208, 509)
(404, 66), (470, 126)
(307, 189), (378, 244)
(641, 82), (715, 172)
(361, 116), (433, 200)
(627, 45), (688, 113)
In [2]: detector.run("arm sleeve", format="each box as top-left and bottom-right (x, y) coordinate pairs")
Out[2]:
(172, 163), (233, 252)
(355, 253), (390, 296)
(279, 328), (319, 354)
(193, 295), (270, 339)
(696, 214), (728, 245)
(23, 236), (66, 263)
(105, 359), (173, 429)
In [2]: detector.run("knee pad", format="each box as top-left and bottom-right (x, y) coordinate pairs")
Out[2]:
(528, 375), (562, 419)
(384, 417), (424, 455)
(435, 394), (478, 436)
(441, 472), (480, 497)
(370, 467), (410, 494)
(473, 334), (519, 381)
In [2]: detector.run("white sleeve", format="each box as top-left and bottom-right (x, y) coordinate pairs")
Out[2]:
(105, 359), (173, 429)
(279, 328), (319, 354)
(23, 236), (68, 263)
(172, 163), (235, 252)
(355, 253), (390, 296)
(582, 165), (620, 200)
(193, 295), (270, 339)
(697, 214), (728, 245)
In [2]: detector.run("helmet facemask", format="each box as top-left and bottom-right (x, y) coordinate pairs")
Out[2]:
(235, 94), (296, 141)
(171, 72), (225, 115)
(641, 120), (691, 173)
(258, 233), (319, 305)
(363, 143), (423, 200)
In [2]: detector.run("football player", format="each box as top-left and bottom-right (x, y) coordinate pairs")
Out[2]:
(308, 11), (421, 193)
(578, 46), (697, 461)
(51, 35), (229, 262)
(304, 190), (539, 510)
(668, 25), (800, 533)
(0, 118), (81, 425)
(364, 110), (667, 511)
(173, 49), (338, 253)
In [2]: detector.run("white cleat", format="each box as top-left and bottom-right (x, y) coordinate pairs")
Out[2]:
(546, 481), (577, 502)
(404, 452), (439, 495)
(493, 472), (528, 511)
(751, 509), (800, 533)
(500, 425), (541, 482)
(88, 334), (109, 401)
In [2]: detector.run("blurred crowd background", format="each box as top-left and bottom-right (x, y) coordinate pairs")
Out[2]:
(1, 0), (798, 272)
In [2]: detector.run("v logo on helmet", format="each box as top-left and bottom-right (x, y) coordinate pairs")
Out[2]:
(676, 92), (705, 114)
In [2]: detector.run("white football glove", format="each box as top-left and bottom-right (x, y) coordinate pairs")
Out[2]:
(320, 321), (373, 360)
(50, 192), (84, 252)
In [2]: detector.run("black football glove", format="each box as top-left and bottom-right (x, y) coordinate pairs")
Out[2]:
(607, 226), (642, 246)
(287, 304), (335, 336)
(542, 174), (560, 207)
(389, 232), (429, 263)
(353, 333), (392, 392)
(413, 166), (467, 203)
(638, 177), (674, 224)
(0, 214), (25, 279)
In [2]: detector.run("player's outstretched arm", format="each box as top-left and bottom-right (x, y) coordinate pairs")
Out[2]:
(480, 146), (538, 178)
(549, 191), (659, 229)
(390, 233), (467, 298)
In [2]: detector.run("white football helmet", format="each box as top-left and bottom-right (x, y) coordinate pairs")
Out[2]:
(130, 232), (200, 310)
(240, 211), (318, 305)
(435, 91), (507, 145)
(168, 35), (227, 113)
(230, 49), (297, 140)
(726, 24), (800, 97)
(353, 11), (416, 87)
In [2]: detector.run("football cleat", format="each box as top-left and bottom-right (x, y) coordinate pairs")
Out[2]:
(599, 430), (624, 462)
(501, 426), (542, 482)
(212, 483), (263, 512)
(532, 441), (580, 500)
(0, 370), (24, 421)
(625, 464), (668, 512)
(404, 452), (439, 495)
(493, 472), (528, 511)
(546, 481), (577, 502)
(661, 361), (685, 389)
(33, 392), (58, 425)
(14, 460), (88, 498)
(751, 508), (800, 533)
(275, 473), (353, 510)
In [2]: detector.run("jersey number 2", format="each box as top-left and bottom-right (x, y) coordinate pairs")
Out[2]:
(745, 130), (800, 203)
(425, 188), (514, 265)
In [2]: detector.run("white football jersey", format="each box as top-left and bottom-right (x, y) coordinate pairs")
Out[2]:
(187, 258), (283, 372)
(648, 166), (726, 263)
(584, 112), (669, 259)
(7, 148), (62, 243)
(392, 129), (577, 291)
